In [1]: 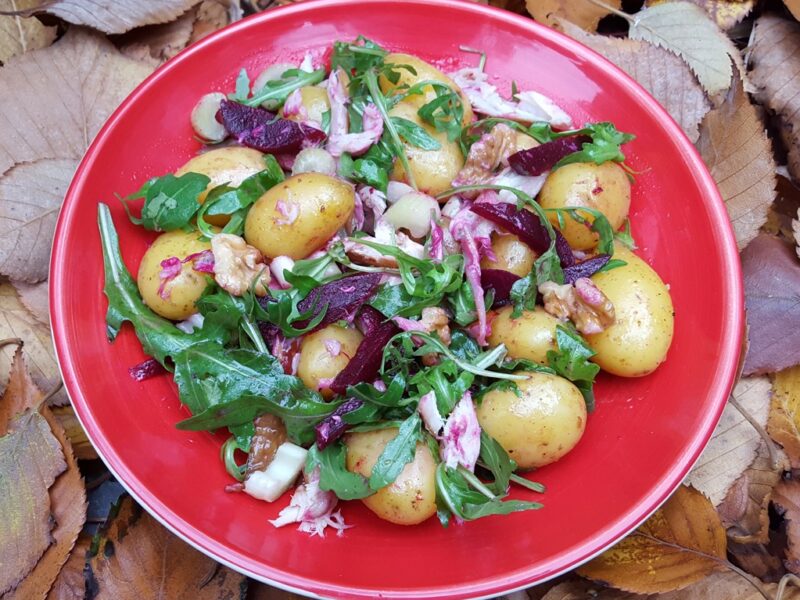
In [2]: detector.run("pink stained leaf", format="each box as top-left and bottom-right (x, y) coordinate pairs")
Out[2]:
(440, 391), (481, 472)
(157, 256), (182, 299)
(269, 468), (349, 537)
(418, 391), (445, 436)
(326, 69), (384, 157)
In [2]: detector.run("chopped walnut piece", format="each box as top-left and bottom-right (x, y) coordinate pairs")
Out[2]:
(539, 277), (615, 335)
(420, 307), (451, 345)
(343, 230), (425, 268)
(453, 123), (517, 189)
(211, 233), (271, 296)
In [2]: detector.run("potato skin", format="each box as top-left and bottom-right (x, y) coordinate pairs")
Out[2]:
(538, 162), (631, 250)
(476, 371), (587, 469)
(586, 245), (674, 377)
(488, 305), (560, 365)
(244, 173), (355, 259)
(137, 230), (212, 320)
(297, 324), (363, 399)
(280, 86), (330, 124)
(388, 102), (464, 197)
(175, 147), (267, 226)
(379, 53), (474, 125)
(345, 428), (437, 525)
(480, 233), (536, 277)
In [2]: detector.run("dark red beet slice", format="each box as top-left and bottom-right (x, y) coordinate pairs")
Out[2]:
(480, 269), (520, 306)
(330, 317), (399, 395)
(471, 202), (550, 255)
(296, 273), (382, 331)
(508, 135), (591, 176)
(563, 254), (612, 284)
(218, 99), (326, 154)
(555, 230), (575, 266)
(128, 358), (166, 381)
(355, 305), (386, 337)
(315, 398), (363, 449)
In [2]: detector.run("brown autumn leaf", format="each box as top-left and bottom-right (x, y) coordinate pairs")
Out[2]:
(117, 6), (198, 65)
(32, 0), (203, 34)
(749, 15), (800, 186)
(684, 376), (771, 506)
(728, 539), (787, 583)
(189, 0), (238, 45)
(773, 480), (800, 575)
(0, 28), (154, 283)
(50, 405), (97, 461)
(0, 0), (55, 63)
(87, 496), (245, 599)
(647, 0), (754, 31)
(0, 343), (44, 432)
(741, 235), (800, 376)
(696, 70), (776, 250)
(248, 584), (309, 600)
(46, 533), (91, 600)
(0, 410), (66, 596)
(0, 282), (64, 405)
(526, 0), (622, 32)
(768, 365), (800, 469)
(764, 172), (800, 244)
(577, 485), (727, 593)
(555, 19), (711, 143)
(13, 279), (49, 325)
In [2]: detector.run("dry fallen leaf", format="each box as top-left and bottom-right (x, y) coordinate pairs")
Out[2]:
(36, 0), (203, 34)
(0, 343), (43, 431)
(577, 485), (727, 593)
(46, 533), (91, 600)
(555, 18), (711, 143)
(117, 6), (198, 65)
(526, 0), (621, 32)
(248, 584), (310, 600)
(0, 282), (64, 405)
(50, 405), (97, 461)
(13, 279), (49, 325)
(769, 365), (800, 469)
(0, 28), (153, 282)
(763, 173), (800, 244)
(189, 0), (237, 45)
(628, 1), (742, 97)
(773, 480), (800, 575)
(740, 235), (800, 376)
(0, 411), (66, 596)
(0, 0), (55, 63)
(647, 0), (754, 31)
(87, 496), (245, 599)
(696, 71), (776, 249)
(684, 376), (771, 506)
(749, 15), (800, 185)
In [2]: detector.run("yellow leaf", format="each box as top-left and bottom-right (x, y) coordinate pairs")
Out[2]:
(767, 365), (800, 469)
(577, 485), (727, 593)
(526, 0), (621, 32)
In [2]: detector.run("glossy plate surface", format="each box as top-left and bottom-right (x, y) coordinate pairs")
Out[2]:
(50, 1), (742, 597)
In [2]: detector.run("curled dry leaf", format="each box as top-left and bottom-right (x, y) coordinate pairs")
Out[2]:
(576, 485), (727, 594)
(0, 343), (44, 431)
(684, 376), (771, 506)
(773, 480), (800, 575)
(768, 365), (800, 469)
(526, 0), (621, 31)
(35, 0), (203, 34)
(117, 6), (198, 65)
(749, 16), (800, 185)
(628, 1), (743, 97)
(0, 282), (64, 405)
(13, 279), (49, 326)
(741, 235), (800, 376)
(0, 28), (153, 283)
(0, 411), (66, 596)
(46, 533), (91, 600)
(763, 174), (800, 244)
(646, 0), (754, 31)
(555, 18), (711, 143)
(87, 496), (245, 599)
(0, 0), (56, 63)
(189, 0), (239, 45)
(696, 70), (776, 250)
(50, 405), (97, 461)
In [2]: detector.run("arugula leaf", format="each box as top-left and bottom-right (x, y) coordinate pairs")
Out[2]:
(447, 280), (494, 326)
(615, 218), (637, 250)
(510, 269), (537, 318)
(233, 68), (250, 102)
(597, 258), (627, 273)
(245, 68), (325, 107)
(338, 154), (389, 192)
(348, 373), (411, 408)
(546, 325), (600, 411)
(448, 330), (481, 362)
(478, 431), (515, 495)
(525, 121), (635, 168)
(411, 360), (473, 416)
(121, 173), (210, 232)
(306, 443), (374, 500)
(331, 36), (388, 75)
(390, 116), (441, 150)
(369, 282), (443, 318)
(415, 83), (464, 143)
(546, 206), (616, 256)
(369, 412), (421, 490)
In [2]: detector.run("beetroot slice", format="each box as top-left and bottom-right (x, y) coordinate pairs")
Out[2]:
(508, 135), (591, 176)
(218, 99), (326, 154)
(315, 398), (363, 449)
(480, 269), (520, 306)
(355, 305), (386, 337)
(128, 358), (167, 381)
(330, 317), (399, 395)
(296, 273), (382, 331)
(563, 254), (611, 284)
(555, 231), (575, 266)
(471, 202), (550, 255)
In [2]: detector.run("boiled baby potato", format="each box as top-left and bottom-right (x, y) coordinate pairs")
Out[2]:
(480, 233), (536, 277)
(585, 244), (674, 377)
(345, 428), (437, 525)
(175, 147), (267, 226)
(137, 230), (212, 321)
(297, 324), (363, 400)
(487, 305), (559, 365)
(389, 102), (464, 197)
(476, 371), (586, 469)
(513, 130), (539, 153)
(379, 53), (474, 125)
(244, 173), (355, 259)
(280, 85), (330, 125)
(538, 162), (631, 250)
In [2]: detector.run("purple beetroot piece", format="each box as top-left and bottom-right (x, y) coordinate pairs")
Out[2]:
(330, 311), (398, 396)
(508, 135), (591, 176)
(218, 99), (326, 154)
(563, 254), (611, 284)
(315, 398), (364, 449)
(296, 273), (382, 331)
(480, 269), (520, 306)
(128, 358), (167, 381)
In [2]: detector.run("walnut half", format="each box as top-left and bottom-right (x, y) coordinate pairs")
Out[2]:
(211, 233), (271, 296)
(539, 277), (615, 335)
(452, 123), (518, 189)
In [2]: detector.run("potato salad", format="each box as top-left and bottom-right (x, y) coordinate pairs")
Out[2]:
(98, 37), (674, 535)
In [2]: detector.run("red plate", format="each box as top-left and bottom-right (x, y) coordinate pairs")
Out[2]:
(50, 1), (742, 597)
